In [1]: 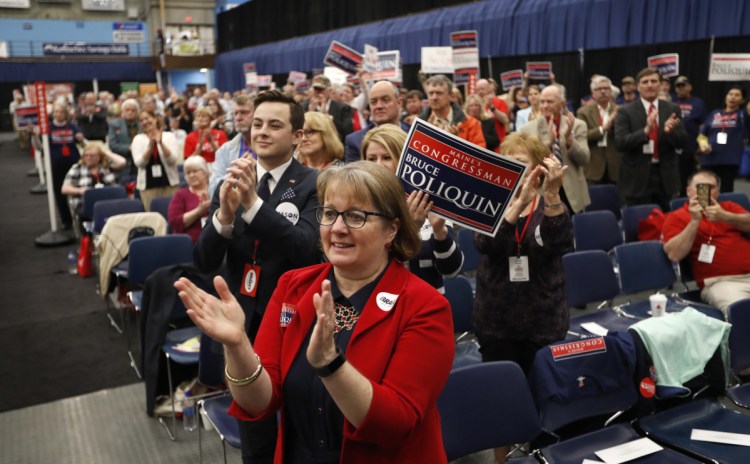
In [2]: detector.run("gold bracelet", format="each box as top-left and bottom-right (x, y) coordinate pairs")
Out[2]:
(544, 202), (564, 209)
(225, 354), (263, 386)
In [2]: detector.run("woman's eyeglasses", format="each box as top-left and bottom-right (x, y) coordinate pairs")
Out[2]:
(315, 206), (392, 229)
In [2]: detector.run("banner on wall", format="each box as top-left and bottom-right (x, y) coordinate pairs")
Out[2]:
(139, 83), (158, 96)
(42, 42), (129, 56)
(113, 22), (145, 44)
(451, 30), (479, 86)
(82, 0), (124, 11)
(0, 0), (30, 7)
(647, 53), (679, 78)
(421, 47), (453, 74)
(396, 119), (527, 236)
(708, 54), (750, 81)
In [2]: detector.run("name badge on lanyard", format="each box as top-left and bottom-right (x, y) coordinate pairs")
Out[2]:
(509, 256), (530, 282)
(717, 132), (728, 145)
(240, 240), (262, 297)
(643, 140), (654, 155)
(698, 243), (716, 264)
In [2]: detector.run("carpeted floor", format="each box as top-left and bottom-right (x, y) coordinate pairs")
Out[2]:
(0, 132), (137, 413)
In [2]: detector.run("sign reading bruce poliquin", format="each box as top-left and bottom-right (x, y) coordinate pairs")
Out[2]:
(397, 120), (527, 236)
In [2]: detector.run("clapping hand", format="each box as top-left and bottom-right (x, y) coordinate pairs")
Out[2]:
(174, 276), (246, 347)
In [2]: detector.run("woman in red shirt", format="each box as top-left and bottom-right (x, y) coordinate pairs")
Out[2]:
(183, 107), (228, 163)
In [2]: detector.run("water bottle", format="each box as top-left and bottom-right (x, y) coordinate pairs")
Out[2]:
(183, 390), (197, 432)
(67, 250), (77, 275)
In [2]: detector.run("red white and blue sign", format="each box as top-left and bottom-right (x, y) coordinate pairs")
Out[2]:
(647, 53), (679, 78)
(451, 30), (479, 86)
(396, 119), (527, 236)
(323, 41), (363, 75)
(500, 69), (524, 91)
(14, 105), (39, 129)
(526, 61), (552, 80)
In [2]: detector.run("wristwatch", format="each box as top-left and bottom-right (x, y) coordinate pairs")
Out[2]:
(314, 348), (346, 378)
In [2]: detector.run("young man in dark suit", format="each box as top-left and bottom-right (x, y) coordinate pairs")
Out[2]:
(194, 90), (321, 463)
(614, 67), (687, 210)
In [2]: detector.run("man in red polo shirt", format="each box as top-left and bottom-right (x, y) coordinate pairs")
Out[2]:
(663, 170), (750, 317)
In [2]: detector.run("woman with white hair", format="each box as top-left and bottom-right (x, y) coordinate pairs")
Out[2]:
(167, 154), (211, 242)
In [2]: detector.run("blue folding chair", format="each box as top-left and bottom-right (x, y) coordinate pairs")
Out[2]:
(620, 203), (660, 242)
(539, 422), (702, 464)
(93, 198), (145, 234)
(637, 398), (750, 464)
(127, 235), (194, 379)
(438, 361), (541, 462)
(670, 197), (688, 211)
(81, 186), (127, 231)
(614, 241), (723, 320)
(562, 251), (637, 338)
(727, 299), (750, 408)
(718, 191), (750, 210)
(573, 210), (623, 252)
(444, 275), (480, 370)
(150, 196), (173, 223)
(585, 184), (622, 219)
(198, 395), (241, 464)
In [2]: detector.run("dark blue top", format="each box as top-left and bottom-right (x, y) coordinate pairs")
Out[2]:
(701, 109), (749, 166)
(282, 268), (385, 464)
(48, 120), (81, 168)
(675, 96), (707, 156)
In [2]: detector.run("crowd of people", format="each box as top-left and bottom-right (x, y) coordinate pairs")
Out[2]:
(8, 66), (750, 463)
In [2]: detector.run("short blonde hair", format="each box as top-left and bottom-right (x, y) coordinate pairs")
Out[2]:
(360, 124), (407, 164)
(464, 94), (490, 121)
(79, 142), (110, 168)
(193, 107), (214, 120)
(317, 161), (421, 262)
(499, 132), (549, 168)
(302, 112), (344, 163)
(183, 154), (210, 178)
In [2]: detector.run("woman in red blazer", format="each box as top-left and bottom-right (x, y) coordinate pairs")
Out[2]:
(176, 162), (454, 463)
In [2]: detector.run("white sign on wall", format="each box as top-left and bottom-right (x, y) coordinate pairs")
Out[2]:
(0, 0), (30, 7)
(82, 0), (125, 11)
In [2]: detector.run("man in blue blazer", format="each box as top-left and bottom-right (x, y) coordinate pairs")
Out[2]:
(194, 90), (321, 464)
(615, 67), (687, 210)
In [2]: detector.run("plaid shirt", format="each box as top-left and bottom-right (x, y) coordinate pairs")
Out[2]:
(63, 163), (118, 210)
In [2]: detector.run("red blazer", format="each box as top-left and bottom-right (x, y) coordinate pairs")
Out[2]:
(229, 260), (454, 463)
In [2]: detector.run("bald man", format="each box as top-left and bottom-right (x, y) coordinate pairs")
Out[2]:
(477, 78), (510, 143)
(344, 80), (411, 163)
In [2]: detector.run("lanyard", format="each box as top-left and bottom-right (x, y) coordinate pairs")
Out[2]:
(251, 239), (260, 265)
(514, 196), (538, 257)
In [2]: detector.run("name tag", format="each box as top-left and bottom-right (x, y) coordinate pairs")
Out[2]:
(717, 132), (728, 145)
(240, 264), (261, 297)
(698, 243), (715, 263)
(509, 256), (530, 282)
(151, 164), (163, 178)
(643, 140), (654, 155)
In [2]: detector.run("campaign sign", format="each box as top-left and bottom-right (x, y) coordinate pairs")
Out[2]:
(288, 71), (306, 83)
(526, 61), (552, 80)
(294, 80), (310, 92)
(361, 50), (401, 82)
(550, 337), (607, 361)
(14, 105), (38, 129)
(500, 69), (524, 91)
(709, 53), (750, 81)
(396, 120), (527, 236)
(421, 47), (453, 74)
(648, 53), (679, 78)
(364, 43), (378, 72)
(35, 82), (49, 135)
(451, 30), (479, 85)
(257, 75), (273, 88)
(323, 41), (363, 75)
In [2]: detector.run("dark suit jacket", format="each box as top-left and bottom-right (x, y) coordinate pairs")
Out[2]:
(344, 120), (412, 163)
(614, 99), (687, 199)
(302, 99), (354, 142)
(577, 103), (621, 183)
(194, 158), (322, 336)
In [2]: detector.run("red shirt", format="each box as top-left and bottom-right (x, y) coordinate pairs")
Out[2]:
(662, 202), (750, 287)
(183, 128), (228, 163)
(487, 97), (509, 142)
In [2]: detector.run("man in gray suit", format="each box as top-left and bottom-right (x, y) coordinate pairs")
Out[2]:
(577, 75), (621, 185)
(614, 67), (687, 210)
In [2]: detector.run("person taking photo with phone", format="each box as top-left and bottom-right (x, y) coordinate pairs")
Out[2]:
(662, 170), (750, 318)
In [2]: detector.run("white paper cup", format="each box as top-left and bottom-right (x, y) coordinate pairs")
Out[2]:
(649, 293), (667, 317)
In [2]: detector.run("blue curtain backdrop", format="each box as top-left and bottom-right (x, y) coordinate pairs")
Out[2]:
(215, 0), (750, 91)
(0, 61), (154, 83)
